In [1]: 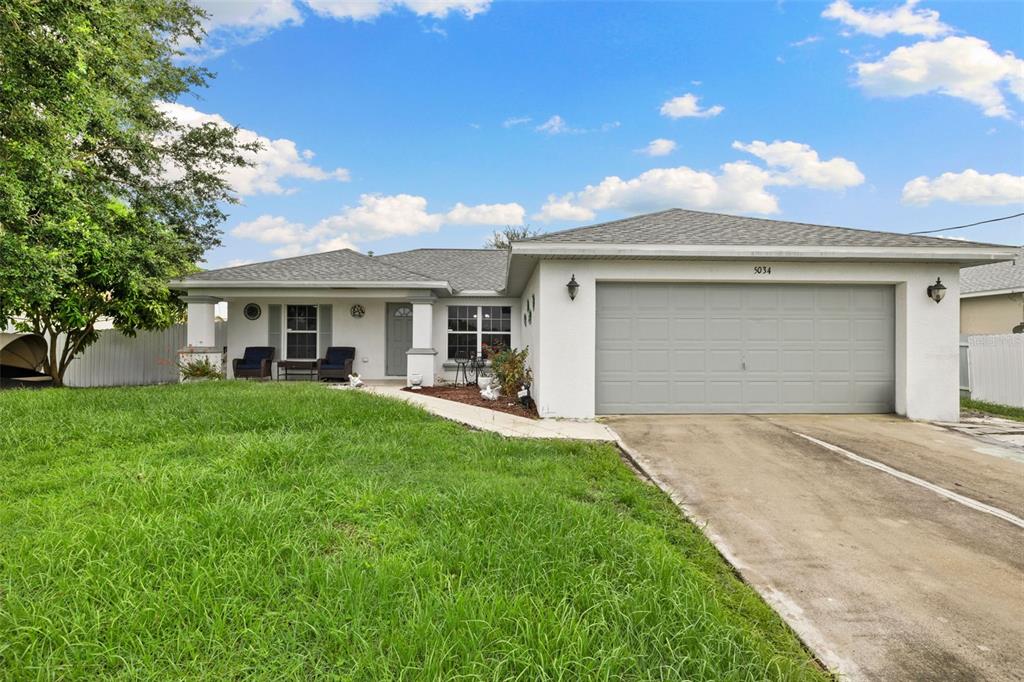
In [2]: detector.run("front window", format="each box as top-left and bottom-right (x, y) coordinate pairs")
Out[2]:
(447, 305), (511, 359)
(286, 305), (318, 359)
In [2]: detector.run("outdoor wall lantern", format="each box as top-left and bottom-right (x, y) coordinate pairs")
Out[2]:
(566, 274), (580, 301)
(927, 277), (947, 304)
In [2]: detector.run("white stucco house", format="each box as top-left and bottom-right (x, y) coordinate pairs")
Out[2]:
(172, 209), (1017, 422)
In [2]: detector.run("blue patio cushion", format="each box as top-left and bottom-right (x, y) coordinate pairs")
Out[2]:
(238, 346), (274, 369)
(322, 346), (355, 368)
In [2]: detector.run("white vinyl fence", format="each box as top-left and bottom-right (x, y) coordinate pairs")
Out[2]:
(63, 321), (226, 388)
(965, 334), (1024, 408)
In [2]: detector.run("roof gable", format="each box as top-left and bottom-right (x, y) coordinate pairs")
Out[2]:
(374, 249), (509, 292)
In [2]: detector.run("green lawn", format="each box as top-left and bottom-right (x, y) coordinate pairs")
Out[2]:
(961, 396), (1024, 422)
(0, 382), (827, 680)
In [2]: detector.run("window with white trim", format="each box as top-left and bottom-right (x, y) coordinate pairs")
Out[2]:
(286, 304), (318, 359)
(447, 305), (511, 359)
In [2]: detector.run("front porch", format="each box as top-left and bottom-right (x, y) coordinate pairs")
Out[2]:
(179, 291), (520, 387)
(180, 292), (441, 387)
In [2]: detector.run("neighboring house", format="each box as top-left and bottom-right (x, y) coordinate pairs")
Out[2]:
(959, 248), (1024, 335)
(172, 208), (1017, 422)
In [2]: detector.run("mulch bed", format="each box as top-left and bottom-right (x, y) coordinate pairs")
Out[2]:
(403, 384), (538, 419)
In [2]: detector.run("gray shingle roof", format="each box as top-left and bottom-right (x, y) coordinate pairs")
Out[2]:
(374, 249), (509, 292)
(521, 208), (1005, 248)
(184, 248), (441, 283)
(961, 248), (1024, 294)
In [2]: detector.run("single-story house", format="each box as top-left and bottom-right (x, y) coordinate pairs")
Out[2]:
(959, 248), (1023, 335)
(172, 208), (1018, 422)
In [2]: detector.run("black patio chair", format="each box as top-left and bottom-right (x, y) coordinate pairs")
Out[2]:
(232, 346), (274, 380)
(316, 346), (355, 382)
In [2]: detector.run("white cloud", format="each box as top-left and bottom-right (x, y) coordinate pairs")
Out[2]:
(158, 102), (349, 195)
(180, 1), (304, 60)
(233, 215), (312, 243)
(659, 93), (724, 119)
(533, 140), (864, 222)
(536, 115), (574, 134)
(822, 0), (950, 38)
(502, 116), (532, 128)
(636, 138), (678, 157)
(303, 0), (489, 21)
(185, 0), (489, 59)
(444, 202), (525, 224)
(732, 140), (864, 189)
(314, 193), (443, 238)
(231, 194), (525, 256)
(901, 169), (1024, 205)
(198, 0), (303, 30)
(854, 36), (1024, 118)
(534, 163), (778, 222)
(534, 115), (620, 135)
(790, 35), (822, 47)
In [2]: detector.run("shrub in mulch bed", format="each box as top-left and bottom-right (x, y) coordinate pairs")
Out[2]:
(403, 384), (538, 419)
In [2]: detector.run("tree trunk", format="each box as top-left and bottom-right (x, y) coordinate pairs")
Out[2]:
(44, 330), (64, 387)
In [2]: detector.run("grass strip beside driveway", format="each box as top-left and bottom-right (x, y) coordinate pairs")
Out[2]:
(0, 382), (827, 680)
(961, 397), (1024, 422)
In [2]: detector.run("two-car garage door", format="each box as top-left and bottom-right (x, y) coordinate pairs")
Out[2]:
(596, 283), (895, 414)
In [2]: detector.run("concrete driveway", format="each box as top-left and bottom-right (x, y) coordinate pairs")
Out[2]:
(607, 414), (1024, 682)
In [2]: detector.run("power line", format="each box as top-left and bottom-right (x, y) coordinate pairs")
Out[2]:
(909, 212), (1024, 235)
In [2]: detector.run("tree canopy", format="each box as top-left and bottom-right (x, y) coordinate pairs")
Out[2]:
(484, 225), (543, 250)
(0, 0), (255, 384)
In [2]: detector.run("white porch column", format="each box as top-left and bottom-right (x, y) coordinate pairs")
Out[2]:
(406, 297), (436, 387)
(184, 295), (219, 348)
(179, 294), (224, 380)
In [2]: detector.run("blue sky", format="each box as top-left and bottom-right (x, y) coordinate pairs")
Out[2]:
(177, 0), (1024, 268)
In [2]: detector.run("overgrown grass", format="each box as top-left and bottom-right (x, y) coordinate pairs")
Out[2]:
(0, 382), (827, 680)
(961, 396), (1024, 422)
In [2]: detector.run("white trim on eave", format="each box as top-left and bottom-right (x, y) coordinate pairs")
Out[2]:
(510, 242), (1019, 264)
(960, 287), (1024, 299)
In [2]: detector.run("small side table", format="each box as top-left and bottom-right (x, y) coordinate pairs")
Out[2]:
(277, 360), (317, 381)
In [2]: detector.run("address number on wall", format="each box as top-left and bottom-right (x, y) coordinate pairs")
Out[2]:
(753, 265), (773, 275)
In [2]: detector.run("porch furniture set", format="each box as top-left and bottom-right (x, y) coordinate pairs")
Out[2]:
(233, 346), (355, 382)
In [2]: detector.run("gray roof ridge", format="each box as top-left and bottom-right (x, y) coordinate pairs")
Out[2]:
(514, 208), (679, 243)
(379, 247), (501, 254)
(190, 247), (445, 282)
(518, 207), (1008, 249)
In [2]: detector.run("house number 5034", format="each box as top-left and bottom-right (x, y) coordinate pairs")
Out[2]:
(753, 265), (772, 275)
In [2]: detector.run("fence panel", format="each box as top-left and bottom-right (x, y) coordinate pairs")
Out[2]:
(63, 321), (226, 388)
(959, 338), (970, 394)
(967, 334), (1024, 408)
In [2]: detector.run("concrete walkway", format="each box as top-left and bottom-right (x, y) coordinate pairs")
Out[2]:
(333, 383), (616, 441)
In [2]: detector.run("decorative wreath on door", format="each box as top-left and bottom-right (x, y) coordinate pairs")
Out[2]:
(350, 304), (365, 318)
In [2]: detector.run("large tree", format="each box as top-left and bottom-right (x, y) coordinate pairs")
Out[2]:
(0, 0), (255, 385)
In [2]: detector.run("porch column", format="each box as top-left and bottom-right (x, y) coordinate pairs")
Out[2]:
(184, 295), (219, 348)
(406, 297), (436, 387)
(179, 294), (224, 380)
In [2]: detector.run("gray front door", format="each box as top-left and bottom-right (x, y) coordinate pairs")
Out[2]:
(596, 283), (895, 414)
(386, 303), (413, 376)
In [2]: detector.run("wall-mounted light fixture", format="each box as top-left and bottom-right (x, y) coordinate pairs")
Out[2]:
(566, 274), (579, 301)
(927, 277), (946, 304)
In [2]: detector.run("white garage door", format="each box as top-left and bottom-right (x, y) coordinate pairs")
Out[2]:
(596, 283), (895, 414)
